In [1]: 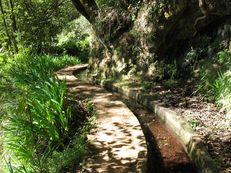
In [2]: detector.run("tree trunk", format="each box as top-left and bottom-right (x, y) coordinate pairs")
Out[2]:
(80, 0), (98, 22)
(71, 0), (98, 24)
(0, 0), (12, 51)
(9, 0), (18, 52)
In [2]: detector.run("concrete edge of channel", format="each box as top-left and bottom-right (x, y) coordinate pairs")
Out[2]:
(98, 81), (219, 173)
(71, 65), (219, 173)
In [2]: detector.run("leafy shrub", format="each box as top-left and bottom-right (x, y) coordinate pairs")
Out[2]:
(197, 50), (231, 112)
(56, 17), (92, 62)
(47, 119), (95, 173)
(154, 60), (178, 80)
(10, 52), (80, 83)
(0, 52), (92, 173)
(141, 81), (153, 91)
(14, 0), (79, 53)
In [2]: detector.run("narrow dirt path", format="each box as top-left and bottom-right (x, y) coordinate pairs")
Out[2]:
(56, 65), (147, 173)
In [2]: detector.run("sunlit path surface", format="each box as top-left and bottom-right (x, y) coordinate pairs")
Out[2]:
(56, 64), (147, 173)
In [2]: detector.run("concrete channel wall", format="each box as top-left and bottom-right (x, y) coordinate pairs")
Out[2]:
(98, 81), (219, 173)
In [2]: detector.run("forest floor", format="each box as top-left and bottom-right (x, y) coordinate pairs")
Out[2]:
(150, 79), (231, 173)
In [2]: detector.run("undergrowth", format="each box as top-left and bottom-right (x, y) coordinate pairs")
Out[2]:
(0, 52), (94, 173)
(197, 50), (231, 113)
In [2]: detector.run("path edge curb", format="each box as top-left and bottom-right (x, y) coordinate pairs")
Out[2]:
(97, 81), (219, 173)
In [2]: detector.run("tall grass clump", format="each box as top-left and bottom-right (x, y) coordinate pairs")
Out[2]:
(0, 52), (93, 173)
(197, 50), (231, 113)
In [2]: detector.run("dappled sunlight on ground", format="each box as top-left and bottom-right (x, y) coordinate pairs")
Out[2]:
(73, 83), (147, 173)
(56, 64), (147, 173)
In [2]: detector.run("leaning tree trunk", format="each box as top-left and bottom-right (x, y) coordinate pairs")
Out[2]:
(71, 0), (98, 24)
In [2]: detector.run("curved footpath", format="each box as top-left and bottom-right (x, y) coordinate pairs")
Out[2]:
(56, 64), (147, 173)
(56, 64), (218, 173)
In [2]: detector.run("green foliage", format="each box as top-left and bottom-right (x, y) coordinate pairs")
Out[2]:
(141, 81), (153, 91)
(164, 60), (178, 79)
(197, 50), (231, 112)
(155, 60), (178, 80)
(47, 119), (95, 173)
(11, 52), (80, 83)
(96, 0), (126, 8)
(188, 119), (200, 129)
(85, 100), (96, 116)
(0, 0), (79, 53)
(0, 52), (91, 173)
(152, 2), (165, 16)
(56, 17), (92, 62)
(217, 50), (231, 66)
(17, 0), (78, 52)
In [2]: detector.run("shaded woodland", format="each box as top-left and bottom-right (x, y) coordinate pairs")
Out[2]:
(0, 0), (230, 172)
